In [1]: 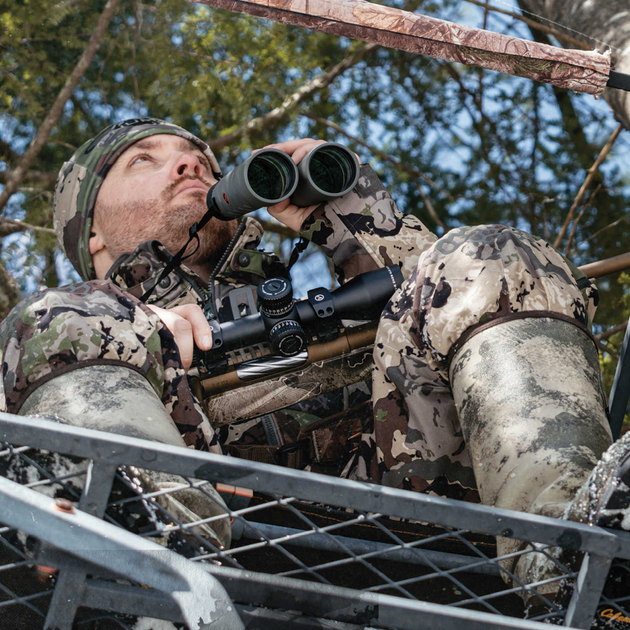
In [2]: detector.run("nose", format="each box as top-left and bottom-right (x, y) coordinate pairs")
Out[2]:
(172, 151), (204, 179)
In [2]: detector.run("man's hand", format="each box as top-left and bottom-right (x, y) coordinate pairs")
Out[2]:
(262, 138), (326, 231)
(147, 304), (212, 371)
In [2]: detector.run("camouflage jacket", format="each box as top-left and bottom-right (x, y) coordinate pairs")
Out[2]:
(0, 164), (436, 473)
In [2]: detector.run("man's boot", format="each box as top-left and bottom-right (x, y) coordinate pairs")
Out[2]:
(18, 364), (231, 550)
(449, 316), (613, 604)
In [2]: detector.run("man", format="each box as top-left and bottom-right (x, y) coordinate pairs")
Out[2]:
(1, 117), (628, 608)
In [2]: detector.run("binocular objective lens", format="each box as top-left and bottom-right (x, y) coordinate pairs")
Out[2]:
(309, 147), (356, 194)
(247, 154), (295, 202)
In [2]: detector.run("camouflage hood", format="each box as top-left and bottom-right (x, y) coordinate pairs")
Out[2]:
(53, 118), (222, 281)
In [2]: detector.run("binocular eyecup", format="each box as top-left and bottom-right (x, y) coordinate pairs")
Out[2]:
(207, 142), (360, 221)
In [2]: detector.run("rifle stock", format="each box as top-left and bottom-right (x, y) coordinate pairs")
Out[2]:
(193, 324), (377, 425)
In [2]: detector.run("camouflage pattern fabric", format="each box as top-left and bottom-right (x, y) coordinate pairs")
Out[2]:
(299, 164), (436, 282)
(198, 0), (610, 95)
(348, 224), (599, 499)
(53, 117), (221, 281)
(0, 280), (222, 453)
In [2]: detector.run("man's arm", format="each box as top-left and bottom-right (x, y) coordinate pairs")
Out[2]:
(266, 139), (438, 284)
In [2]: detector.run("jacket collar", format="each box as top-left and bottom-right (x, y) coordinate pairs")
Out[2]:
(105, 217), (267, 306)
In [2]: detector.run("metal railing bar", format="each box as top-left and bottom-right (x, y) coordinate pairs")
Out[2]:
(204, 563), (567, 630)
(564, 553), (613, 628)
(21, 470), (87, 490)
(370, 525), (568, 609)
(0, 558), (34, 572)
(82, 579), (378, 629)
(0, 588), (52, 610)
(218, 510), (394, 563)
(0, 475), (245, 630)
(447, 574), (570, 608)
(406, 526), (570, 612)
(1, 414), (624, 560)
(0, 442), (30, 457)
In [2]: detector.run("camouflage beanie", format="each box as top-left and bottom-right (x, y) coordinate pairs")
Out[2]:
(53, 117), (222, 281)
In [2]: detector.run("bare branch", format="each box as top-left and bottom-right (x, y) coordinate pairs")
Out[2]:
(410, 175), (447, 230)
(0, 170), (58, 190)
(579, 217), (628, 252)
(207, 43), (378, 151)
(0, 0), (123, 214)
(465, 0), (591, 50)
(554, 124), (623, 250)
(565, 184), (602, 256)
(596, 338), (619, 360)
(0, 218), (56, 238)
(579, 251), (630, 279)
(595, 323), (627, 341)
(302, 112), (454, 216)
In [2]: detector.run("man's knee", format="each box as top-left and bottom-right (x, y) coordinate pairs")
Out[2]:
(408, 224), (596, 375)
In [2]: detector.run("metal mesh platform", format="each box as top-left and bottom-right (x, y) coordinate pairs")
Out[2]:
(1, 413), (629, 629)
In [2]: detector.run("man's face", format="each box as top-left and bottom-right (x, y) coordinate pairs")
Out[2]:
(94, 134), (236, 273)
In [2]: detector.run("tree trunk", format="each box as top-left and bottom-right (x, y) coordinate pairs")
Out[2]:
(519, 0), (630, 129)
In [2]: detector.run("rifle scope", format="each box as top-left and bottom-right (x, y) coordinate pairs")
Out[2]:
(203, 265), (404, 362)
(207, 142), (360, 220)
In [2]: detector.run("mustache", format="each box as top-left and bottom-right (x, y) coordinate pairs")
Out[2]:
(163, 174), (214, 201)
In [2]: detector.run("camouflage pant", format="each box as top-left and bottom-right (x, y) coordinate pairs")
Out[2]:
(349, 224), (599, 500)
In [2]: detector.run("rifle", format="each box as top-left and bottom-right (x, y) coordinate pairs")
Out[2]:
(190, 266), (403, 425)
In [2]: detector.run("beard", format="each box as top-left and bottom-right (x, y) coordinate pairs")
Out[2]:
(96, 178), (238, 274)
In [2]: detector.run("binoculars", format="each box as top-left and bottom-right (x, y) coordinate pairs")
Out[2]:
(206, 142), (360, 220)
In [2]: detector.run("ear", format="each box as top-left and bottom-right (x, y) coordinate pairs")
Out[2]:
(89, 229), (105, 255)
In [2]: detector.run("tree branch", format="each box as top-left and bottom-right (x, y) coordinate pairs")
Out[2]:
(0, 0), (123, 214)
(565, 184), (601, 256)
(207, 43), (378, 151)
(596, 338), (619, 360)
(554, 124), (623, 250)
(0, 218), (56, 238)
(595, 322), (627, 341)
(0, 170), (58, 190)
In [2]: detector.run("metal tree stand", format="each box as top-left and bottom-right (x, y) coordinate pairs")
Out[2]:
(1, 412), (630, 630)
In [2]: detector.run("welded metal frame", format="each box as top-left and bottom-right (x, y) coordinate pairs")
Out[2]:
(609, 317), (630, 439)
(1, 412), (629, 629)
